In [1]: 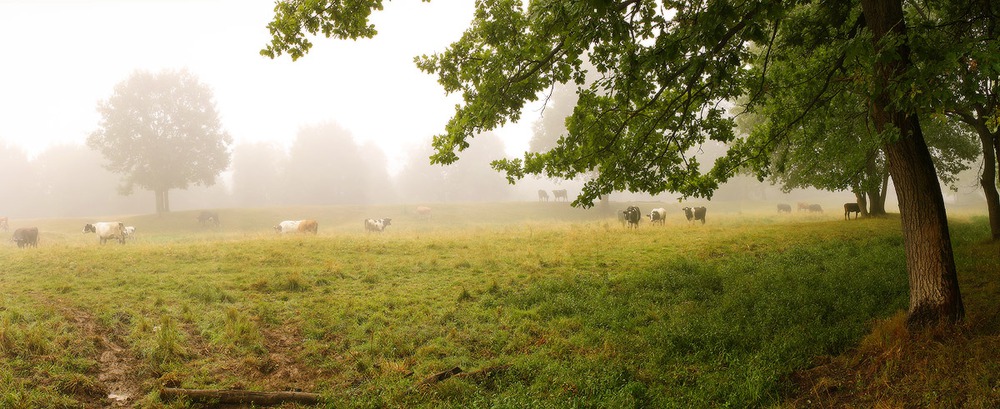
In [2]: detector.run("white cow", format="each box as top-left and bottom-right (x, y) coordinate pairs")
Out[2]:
(647, 208), (666, 225)
(83, 222), (125, 244)
(274, 220), (302, 234)
(364, 218), (391, 233)
(123, 226), (136, 241)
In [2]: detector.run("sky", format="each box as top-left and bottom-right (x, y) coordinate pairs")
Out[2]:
(0, 0), (539, 175)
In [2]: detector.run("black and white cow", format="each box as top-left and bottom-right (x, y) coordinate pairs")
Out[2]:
(365, 218), (392, 233)
(623, 206), (641, 229)
(84, 222), (126, 244)
(647, 208), (666, 225)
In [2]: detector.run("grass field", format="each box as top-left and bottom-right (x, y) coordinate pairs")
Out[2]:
(0, 202), (996, 408)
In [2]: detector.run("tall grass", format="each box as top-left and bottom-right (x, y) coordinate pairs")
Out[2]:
(0, 204), (984, 407)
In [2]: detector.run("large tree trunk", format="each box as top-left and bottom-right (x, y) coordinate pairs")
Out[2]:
(853, 190), (870, 218)
(861, 0), (964, 327)
(154, 189), (172, 214)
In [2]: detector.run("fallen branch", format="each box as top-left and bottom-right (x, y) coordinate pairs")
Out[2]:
(417, 366), (463, 386)
(160, 388), (320, 406)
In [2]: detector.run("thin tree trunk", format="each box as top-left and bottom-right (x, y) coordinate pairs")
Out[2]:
(861, 0), (964, 327)
(981, 129), (1000, 240)
(164, 189), (171, 213)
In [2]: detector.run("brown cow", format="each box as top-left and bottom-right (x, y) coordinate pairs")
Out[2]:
(416, 206), (432, 219)
(297, 219), (319, 234)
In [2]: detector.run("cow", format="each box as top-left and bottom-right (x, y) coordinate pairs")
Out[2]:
(365, 218), (392, 233)
(694, 206), (707, 224)
(0, 217), (8, 232)
(647, 208), (666, 225)
(682, 207), (694, 222)
(274, 220), (302, 234)
(11, 227), (38, 248)
(198, 211), (220, 227)
(123, 226), (136, 241)
(797, 202), (811, 212)
(83, 222), (126, 244)
(777, 203), (792, 213)
(552, 189), (569, 202)
(623, 206), (641, 229)
(537, 190), (549, 202)
(297, 219), (319, 234)
(416, 206), (432, 219)
(844, 203), (862, 220)
(808, 204), (823, 213)
(617, 209), (627, 226)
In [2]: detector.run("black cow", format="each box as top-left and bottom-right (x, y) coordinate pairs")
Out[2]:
(808, 204), (823, 213)
(693, 207), (707, 224)
(552, 189), (569, 202)
(12, 227), (38, 248)
(844, 203), (861, 220)
(623, 206), (641, 229)
(198, 211), (220, 227)
(777, 203), (792, 213)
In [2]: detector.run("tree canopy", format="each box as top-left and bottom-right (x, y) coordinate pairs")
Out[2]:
(88, 69), (231, 213)
(264, 0), (975, 326)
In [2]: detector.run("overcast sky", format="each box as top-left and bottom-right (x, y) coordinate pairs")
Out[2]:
(0, 0), (538, 175)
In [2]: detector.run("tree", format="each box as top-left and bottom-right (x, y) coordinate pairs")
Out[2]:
(908, 0), (1000, 240)
(231, 142), (287, 207)
(263, 0), (967, 327)
(33, 144), (148, 217)
(395, 132), (514, 203)
(88, 69), (232, 214)
(282, 122), (375, 205)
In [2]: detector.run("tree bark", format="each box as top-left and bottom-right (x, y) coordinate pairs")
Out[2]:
(861, 0), (964, 327)
(854, 190), (870, 218)
(977, 125), (1000, 240)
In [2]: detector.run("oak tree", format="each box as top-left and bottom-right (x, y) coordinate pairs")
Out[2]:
(263, 0), (969, 327)
(88, 69), (231, 213)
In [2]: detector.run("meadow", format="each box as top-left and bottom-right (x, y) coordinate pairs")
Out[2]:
(0, 202), (996, 408)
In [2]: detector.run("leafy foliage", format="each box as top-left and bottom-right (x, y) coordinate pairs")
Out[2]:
(88, 70), (231, 210)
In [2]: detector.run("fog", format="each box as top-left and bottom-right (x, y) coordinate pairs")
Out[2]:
(4, 126), (989, 221)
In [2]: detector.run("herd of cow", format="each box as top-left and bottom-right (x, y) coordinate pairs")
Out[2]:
(618, 206), (708, 228)
(3, 210), (396, 249)
(537, 189), (569, 202)
(778, 202), (862, 220)
(3, 200), (866, 247)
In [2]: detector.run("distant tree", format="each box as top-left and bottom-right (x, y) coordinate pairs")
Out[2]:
(33, 144), (147, 217)
(358, 141), (395, 204)
(0, 142), (38, 218)
(282, 122), (368, 205)
(88, 69), (232, 214)
(231, 142), (287, 207)
(396, 133), (513, 203)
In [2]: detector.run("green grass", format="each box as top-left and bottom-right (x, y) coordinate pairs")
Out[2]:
(0, 202), (991, 407)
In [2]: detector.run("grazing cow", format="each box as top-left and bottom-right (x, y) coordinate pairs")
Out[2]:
(537, 190), (549, 202)
(777, 204), (792, 213)
(797, 202), (811, 212)
(552, 189), (569, 202)
(365, 218), (392, 232)
(274, 220), (302, 234)
(682, 207), (694, 222)
(623, 206), (641, 229)
(647, 208), (666, 225)
(844, 203), (862, 220)
(694, 206), (707, 224)
(83, 222), (126, 244)
(123, 226), (136, 241)
(297, 219), (319, 234)
(11, 227), (38, 248)
(416, 206), (432, 219)
(198, 211), (220, 227)
(808, 204), (823, 213)
(0, 217), (8, 232)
